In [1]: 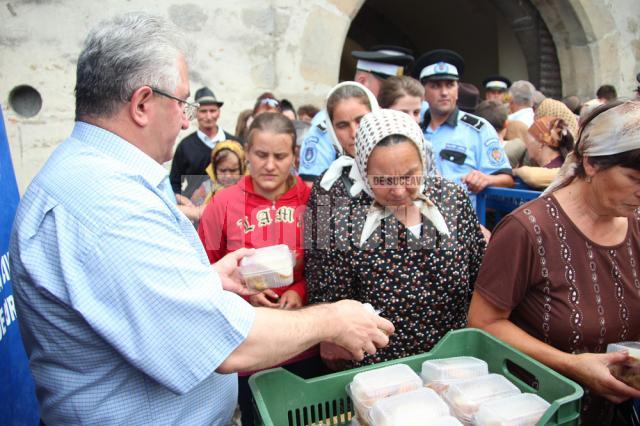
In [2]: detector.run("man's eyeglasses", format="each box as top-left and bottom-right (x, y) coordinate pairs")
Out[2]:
(151, 87), (200, 120)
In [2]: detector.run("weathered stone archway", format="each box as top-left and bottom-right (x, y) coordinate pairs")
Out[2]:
(531, 0), (624, 99)
(322, 0), (627, 100)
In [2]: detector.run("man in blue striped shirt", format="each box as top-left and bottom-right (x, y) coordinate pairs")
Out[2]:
(9, 12), (393, 425)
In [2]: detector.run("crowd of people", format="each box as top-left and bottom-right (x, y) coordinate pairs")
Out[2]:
(8, 11), (640, 426)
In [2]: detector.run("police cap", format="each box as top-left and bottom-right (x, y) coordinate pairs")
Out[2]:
(413, 49), (464, 83)
(352, 45), (414, 79)
(483, 75), (512, 92)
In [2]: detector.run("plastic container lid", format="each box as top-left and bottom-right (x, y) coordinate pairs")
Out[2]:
(239, 244), (294, 290)
(350, 364), (422, 410)
(421, 356), (489, 384)
(369, 388), (450, 426)
(443, 374), (521, 422)
(607, 342), (640, 359)
(474, 393), (550, 426)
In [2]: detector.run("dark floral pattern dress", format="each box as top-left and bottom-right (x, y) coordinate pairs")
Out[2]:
(304, 170), (486, 367)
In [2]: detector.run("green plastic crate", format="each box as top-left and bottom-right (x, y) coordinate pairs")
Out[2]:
(249, 328), (583, 426)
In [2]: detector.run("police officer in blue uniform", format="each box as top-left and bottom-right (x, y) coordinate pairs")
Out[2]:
(482, 74), (512, 102)
(298, 45), (414, 182)
(414, 49), (513, 204)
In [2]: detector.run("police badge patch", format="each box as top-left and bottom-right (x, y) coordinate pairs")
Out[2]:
(487, 146), (504, 166)
(302, 136), (319, 165)
(303, 145), (317, 164)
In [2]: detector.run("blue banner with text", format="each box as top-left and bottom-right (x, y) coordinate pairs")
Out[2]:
(0, 106), (39, 425)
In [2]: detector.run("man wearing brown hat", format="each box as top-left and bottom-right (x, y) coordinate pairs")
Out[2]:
(414, 49), (513, 203)
(169, 87), (239, 199)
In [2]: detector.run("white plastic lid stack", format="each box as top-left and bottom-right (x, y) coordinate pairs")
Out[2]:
(238, 244), (294, 290)
(421, 357), (489, 392)
(607, 342), (640, 358)
(473, 393), (550, 426)
(443, 374), (521, 422)
(369, 388), (450, 426)
(349, 364), (423, 420)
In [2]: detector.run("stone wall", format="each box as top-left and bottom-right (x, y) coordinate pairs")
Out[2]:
(1, 0), (358, 191)
(1, 0), (638, 191)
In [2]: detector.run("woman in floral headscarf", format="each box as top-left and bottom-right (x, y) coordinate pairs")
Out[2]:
(469, 101), (640, 425)
(306, 108), (485, 370)
(513, 117), (574, 189)
(535, 98), (579, 138)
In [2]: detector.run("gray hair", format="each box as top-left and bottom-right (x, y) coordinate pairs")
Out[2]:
(509, 80), (535, 107)
(75, 12), (189, 120)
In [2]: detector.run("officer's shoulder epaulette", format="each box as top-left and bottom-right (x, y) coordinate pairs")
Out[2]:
(460, 113), (484, 131)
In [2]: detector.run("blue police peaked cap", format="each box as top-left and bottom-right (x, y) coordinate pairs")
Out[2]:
(482, 75), (512, 91)
(352, 45), (414, 78)
(413, 49), (465, 83)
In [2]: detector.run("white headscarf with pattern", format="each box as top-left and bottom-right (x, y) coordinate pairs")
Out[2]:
(352, 109), (449, 245)
(545, 100), (640, 194)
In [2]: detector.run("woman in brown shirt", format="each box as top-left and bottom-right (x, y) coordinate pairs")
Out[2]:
(469, 100), (640, 425)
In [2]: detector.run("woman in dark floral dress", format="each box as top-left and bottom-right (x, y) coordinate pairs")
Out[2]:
(305, 109), (486, 369)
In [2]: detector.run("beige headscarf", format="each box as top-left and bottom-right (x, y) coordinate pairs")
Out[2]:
(545, 100), (640, 193)
(534, 98), (579, 138)
(352, 109), (449, 245)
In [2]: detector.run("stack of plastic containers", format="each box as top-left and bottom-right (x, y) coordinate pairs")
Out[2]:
(474, 393), (550, 425)
(421, 356), (489, 395)
(607, 341), (640, 389)
(238, 244), (294, 290)
(368, 388), (459, 426)
(442, 374), (521, 424)
(347, 356), (554, 426)
(348, 364), (422, 425)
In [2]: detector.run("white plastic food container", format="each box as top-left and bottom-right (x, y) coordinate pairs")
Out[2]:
(369, 387), (450, 426)
(421, 356), (489, 394)
(473, 393), (550, 426)
(443, 374), (521, 424)
(239, 244), (294, 290)
(348, 364), (422, 425)
(607, 341), (640, 389)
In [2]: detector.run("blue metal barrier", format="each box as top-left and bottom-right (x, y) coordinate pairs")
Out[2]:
(476, 186), (542, 226)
